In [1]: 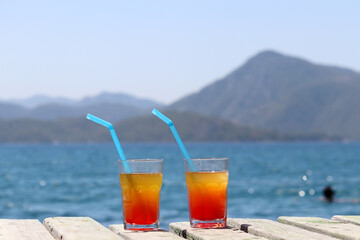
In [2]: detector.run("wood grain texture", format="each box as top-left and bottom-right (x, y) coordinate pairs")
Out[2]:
(0, 219), (55, 240)
(169, 221), (266, 240)
(278, 217), (360, 240)
(109, 224), (183, 240)
(43, 217), (122, 240)
(332, 216), (360, 226)
(228, 218), (337, 240)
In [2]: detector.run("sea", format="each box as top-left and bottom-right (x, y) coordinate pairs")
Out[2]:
(1, 142), (360, 229)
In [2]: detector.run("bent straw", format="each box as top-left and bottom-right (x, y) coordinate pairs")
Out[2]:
(86, 113), (132, 173)
(152, 109), (197, 172)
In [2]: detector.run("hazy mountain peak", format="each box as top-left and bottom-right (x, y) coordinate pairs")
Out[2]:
(252, 50), (284, 58)
(79, 91), (163, 109)
(170, 50), (360, 139)
(244, 50), (311, 69)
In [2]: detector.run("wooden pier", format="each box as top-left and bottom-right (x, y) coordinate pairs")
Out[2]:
(0, 215), (360, 239)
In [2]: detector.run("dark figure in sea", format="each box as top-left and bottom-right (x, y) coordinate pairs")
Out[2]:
(323, 186), (335, 202)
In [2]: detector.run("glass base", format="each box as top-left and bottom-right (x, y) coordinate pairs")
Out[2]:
(190, 218), (226, 228)
(124, 221), (159, 231)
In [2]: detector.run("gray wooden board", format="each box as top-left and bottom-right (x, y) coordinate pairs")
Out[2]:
(169, 221), (266, 240)
(332, 216), (360, 226)
(278, 217), (360, 240)
(44, 217), (122, 240)
(228, 218), (338, 240)
(0, 219), (55, 240)
(110, 224), (183, 240)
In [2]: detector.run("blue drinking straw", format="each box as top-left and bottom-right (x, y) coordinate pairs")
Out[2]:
(152, 109), (197, 172)
(86, 113), (132, 173)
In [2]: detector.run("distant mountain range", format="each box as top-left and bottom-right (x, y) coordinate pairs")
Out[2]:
(7, 92), (162, 109)
(170, 51), (360, 139)
(0, 111), (338, 143)
(0, 92), (163, 122)
(1, 50), (360, 141)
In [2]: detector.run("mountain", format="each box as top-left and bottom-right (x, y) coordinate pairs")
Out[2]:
(26, 102), (147, 122)
(0, 92), (163, 121)
(5, 91), (163, 109)
(113, 111), (336, 142)
(170, 50), (360, 139)
(0, 111), (338, 143)
(78, 92), (162, 109)
(11, 95), (74, 108)
(0, 102), (27, 119)
(0, 103), (146, 122)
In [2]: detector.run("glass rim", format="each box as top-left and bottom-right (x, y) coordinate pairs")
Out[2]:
(118, 158), (163, 163)
(184, 157), (229, 161)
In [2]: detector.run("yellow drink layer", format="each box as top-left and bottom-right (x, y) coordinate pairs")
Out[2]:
(185, 171), (228, 220)
(119, 173), (163, 224)
(185, 171), (228, 191)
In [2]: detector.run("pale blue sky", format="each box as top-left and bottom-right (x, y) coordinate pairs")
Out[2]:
(1, 1), (359, 103)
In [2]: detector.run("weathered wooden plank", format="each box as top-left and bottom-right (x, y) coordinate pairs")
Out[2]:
(169, 221), (266, 240)
(109, 224), (183, 240)
(278, 216), (360, 240)
(43, 217), (122, 240)
(228, 218), (337, 240)
(332, 216), (360, 226)
(0, 219), (55, 240)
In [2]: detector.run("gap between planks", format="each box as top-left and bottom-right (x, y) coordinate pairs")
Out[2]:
(169, 221), (266, 240)
(332, 216), (360, 226)
(109, 224), (183, 240)
(228, 218), (338, 240)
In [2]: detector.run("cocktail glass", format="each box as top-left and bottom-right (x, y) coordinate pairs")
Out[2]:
(119, 159), (163, 231)
(184, 158), (229, 228)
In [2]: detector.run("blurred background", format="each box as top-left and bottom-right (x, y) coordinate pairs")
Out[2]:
(1, 0), (360, 229)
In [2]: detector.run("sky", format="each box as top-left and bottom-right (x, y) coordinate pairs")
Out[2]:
(1, 1), (360, 104)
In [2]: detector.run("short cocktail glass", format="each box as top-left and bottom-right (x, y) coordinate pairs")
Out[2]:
(184, 158), (229, 228)
(118, 159), (163, 231)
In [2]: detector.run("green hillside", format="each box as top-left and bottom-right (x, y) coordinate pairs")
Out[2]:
(170, 51), (360, 139)
(0, 111), (337, 143)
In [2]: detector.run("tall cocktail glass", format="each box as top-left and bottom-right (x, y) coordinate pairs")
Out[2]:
(119, 159), (163, 231)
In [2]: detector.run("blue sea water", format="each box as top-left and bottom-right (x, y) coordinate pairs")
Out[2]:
(1, 142), (360, 229)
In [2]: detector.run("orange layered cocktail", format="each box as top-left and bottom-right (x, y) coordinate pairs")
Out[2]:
(118, 159), (163, 230)
(184, 158), (229, 228)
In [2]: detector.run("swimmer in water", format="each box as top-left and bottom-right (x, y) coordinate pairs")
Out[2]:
(323, 186), (335, 202)
(320, 186), (359, 203)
